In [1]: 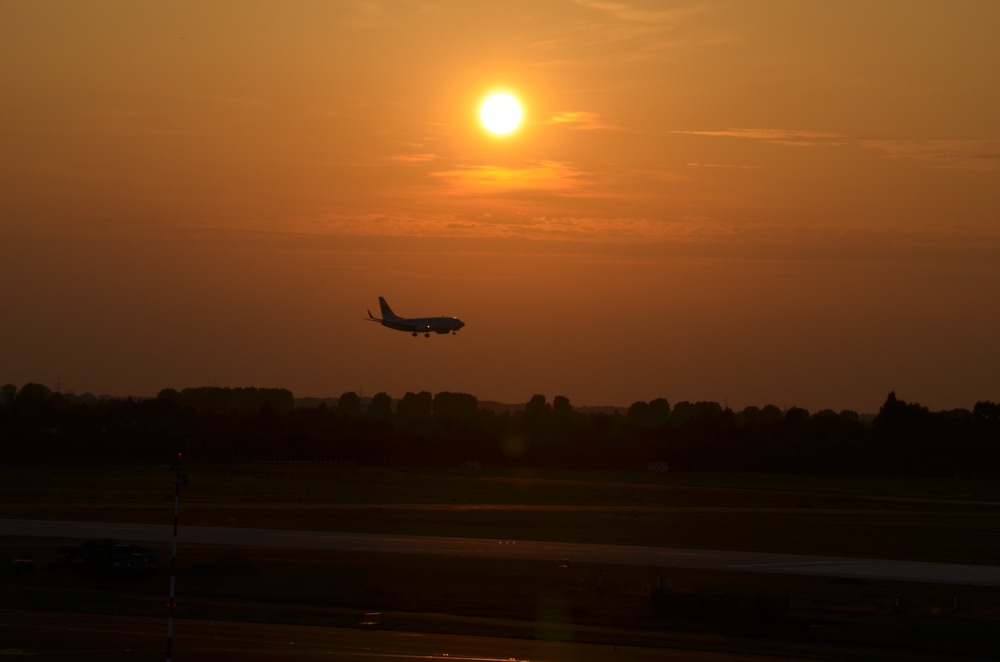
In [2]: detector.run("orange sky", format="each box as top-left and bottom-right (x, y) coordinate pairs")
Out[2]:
(2, 1), (998, 412)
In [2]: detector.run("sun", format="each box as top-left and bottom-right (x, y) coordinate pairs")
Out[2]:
(480, 93), (522, 135)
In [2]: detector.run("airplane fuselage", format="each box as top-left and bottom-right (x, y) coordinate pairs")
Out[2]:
(381, 316), (464, 335)
(367, 297), (465, 337)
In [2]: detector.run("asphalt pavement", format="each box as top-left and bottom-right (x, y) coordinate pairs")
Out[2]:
(4, 518), (1000, 586)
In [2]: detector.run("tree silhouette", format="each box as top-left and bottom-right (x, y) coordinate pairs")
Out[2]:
(1, 383), (17, 407)
(874, 391), (931, 439)
(648, 398), (670, 428)
(552, 395), (573, 417)
(524, 394), (549, 418)
(628, 398), (671, 429)
(367, 392), (392, 422)
(0, 381), (992, 475)
(336, 391), (362, 418)
(397, 391), (433, 423)
(433, 391), (479, 422)
(627, 401), (650, 427)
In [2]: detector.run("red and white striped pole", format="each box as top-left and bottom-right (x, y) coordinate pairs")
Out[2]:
(166, 452), (186, 662)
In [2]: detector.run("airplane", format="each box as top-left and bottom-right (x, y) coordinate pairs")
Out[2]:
(366, 296), (465, 337)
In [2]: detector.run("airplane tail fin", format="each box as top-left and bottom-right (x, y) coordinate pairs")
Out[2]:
(378, 296), (400, 321)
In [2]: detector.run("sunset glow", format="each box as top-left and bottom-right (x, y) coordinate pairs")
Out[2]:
(1, 0), (998, 413)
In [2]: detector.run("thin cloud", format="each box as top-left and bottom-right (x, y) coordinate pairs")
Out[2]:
(546, 111), (619, 131)
(675, 129), (846, 147)
(531, 1), (713, 67)
(293, 210), (750, 246)
(687, 162), (761, 169)
(430, 161), (585, 195)
(859, 139), (1000, 170)
(681, 129), (1000, 169)
(573, 0), (692, 25)
(386, 153), (439, 163)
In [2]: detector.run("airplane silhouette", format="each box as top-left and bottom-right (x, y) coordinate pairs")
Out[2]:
(366, 297), (465, 337)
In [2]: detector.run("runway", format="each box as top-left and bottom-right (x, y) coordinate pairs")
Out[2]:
(4, 518), (1000, 586)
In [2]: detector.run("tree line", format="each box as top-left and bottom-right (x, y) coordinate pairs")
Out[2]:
(1, 383), (997, 476)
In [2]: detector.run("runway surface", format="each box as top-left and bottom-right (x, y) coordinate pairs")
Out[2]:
(4, 518), (1000, 586)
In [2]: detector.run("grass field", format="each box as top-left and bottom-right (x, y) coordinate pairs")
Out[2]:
(3, 465), (1000, 659)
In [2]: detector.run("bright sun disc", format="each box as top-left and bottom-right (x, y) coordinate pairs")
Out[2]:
(480, 93), (522, 135)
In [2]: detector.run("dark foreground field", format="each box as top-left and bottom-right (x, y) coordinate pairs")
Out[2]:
(3, 465), (1000, 660)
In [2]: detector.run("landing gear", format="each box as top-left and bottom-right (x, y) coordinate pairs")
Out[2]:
(424, 332), (430, 337)
(412, 332), (418, 336)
